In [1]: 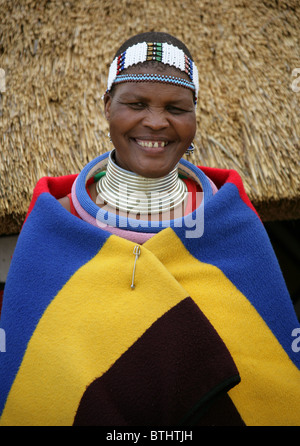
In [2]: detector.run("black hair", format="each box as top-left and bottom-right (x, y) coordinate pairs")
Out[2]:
(113, 31), (194, 60)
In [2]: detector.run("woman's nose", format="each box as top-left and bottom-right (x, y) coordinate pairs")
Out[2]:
(142, 109), (169, 130)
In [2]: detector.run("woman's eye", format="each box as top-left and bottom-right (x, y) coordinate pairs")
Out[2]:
(167, 106), (186, 114)
(128, 102), (145, 109)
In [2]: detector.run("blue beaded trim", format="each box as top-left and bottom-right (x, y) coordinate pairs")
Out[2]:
(113, 73), (195, 93)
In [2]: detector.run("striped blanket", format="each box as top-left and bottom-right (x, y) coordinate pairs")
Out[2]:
(0, 165), (299, 426)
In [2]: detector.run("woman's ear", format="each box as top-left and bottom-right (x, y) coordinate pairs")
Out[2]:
(104, 93), (112, 121)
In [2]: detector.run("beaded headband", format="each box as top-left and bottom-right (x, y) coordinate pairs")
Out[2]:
(106, 42), (199, 104)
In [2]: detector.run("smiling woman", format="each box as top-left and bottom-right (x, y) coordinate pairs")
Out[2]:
(1, 31), (299, 427)
(104, 33), (197, 181)
(104, 65), (196, 178)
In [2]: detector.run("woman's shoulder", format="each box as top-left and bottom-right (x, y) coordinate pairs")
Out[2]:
(30, 174), (79, 213)
(58, 195), (71, 212)
(57, 182), (96, 216)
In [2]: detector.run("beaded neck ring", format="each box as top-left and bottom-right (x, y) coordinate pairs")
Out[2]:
(106, 42), (199, 105)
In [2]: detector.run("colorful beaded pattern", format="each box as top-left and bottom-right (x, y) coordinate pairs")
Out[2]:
(106, 42), (199, 104)
(146, 42), (163, 62)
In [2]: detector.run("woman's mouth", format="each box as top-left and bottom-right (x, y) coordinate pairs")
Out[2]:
(134, 138), (169, 148)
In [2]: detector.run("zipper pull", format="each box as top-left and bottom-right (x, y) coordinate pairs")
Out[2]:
(131, 245), (141, 290)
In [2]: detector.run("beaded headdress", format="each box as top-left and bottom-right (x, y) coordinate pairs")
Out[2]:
(106, 42), (199, 104)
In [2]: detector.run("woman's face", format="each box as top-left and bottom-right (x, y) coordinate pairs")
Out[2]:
(104, 66), (196, 178)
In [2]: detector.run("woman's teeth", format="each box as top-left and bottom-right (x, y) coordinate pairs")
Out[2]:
(136, 139), (168, 148)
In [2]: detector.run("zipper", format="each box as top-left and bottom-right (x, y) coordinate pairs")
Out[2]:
(131, 245), (141, 290)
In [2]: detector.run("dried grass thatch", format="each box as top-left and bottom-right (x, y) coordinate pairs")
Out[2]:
(0, 0), (299, 234)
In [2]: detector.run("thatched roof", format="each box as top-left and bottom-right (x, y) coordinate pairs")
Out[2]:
(0, 0), (299, 235)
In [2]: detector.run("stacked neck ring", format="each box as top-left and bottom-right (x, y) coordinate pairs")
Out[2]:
(71, 150), (214, 233)
(96, 150), (188, 215)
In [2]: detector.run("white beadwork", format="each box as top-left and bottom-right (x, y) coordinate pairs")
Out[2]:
(193, 64), (199, 97)
(162, 42), (170, 65)
(178, 49), (185, 72)
(125, 42), (147, 68)
(107, 57), (118, 92)
(106, 41), (199, 103)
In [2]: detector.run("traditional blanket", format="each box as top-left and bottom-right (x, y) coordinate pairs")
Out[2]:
(0, 160), (299, 426)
